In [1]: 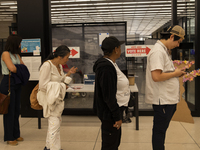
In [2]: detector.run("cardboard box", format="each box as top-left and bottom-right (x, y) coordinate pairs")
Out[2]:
(128, 76), (135, 85)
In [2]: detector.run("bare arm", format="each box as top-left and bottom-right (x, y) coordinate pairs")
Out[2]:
(2, 51), (17, 73)
(17, 54), (25, 65)
(151, 68), (186, 82)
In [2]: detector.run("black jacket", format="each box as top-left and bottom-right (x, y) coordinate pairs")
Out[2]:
(12, 64), (30, 85)
(93, 57), (121, 122)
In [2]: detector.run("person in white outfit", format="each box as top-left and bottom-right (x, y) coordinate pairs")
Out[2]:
(145, 25), (186, 150)
(37, 45), (77, 150)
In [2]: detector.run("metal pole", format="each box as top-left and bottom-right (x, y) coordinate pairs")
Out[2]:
(172, 0), (177, 25)
(195, 0), (200, 116)
(171, 0), (178, 60)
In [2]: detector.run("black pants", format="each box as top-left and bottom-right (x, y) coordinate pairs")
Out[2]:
(152, 104), (177, 150)
(0, 75), (22, 141)
(101, 107), (125, 150)
(101, 120), (121, 150)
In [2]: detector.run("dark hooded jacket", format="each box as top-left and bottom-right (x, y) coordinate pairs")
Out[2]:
(12, 64), (30, 85)
(93, 57), (121, 122)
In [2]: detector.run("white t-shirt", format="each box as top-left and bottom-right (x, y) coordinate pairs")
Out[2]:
(145, 40), (179, 105)
(106, 58), (130, 107)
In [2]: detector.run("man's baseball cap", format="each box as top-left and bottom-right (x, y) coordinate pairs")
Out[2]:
(161, 25), (185, 39)
(101, 36), (125, 53)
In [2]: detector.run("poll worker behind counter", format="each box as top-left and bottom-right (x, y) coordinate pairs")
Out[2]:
(145, 25), (186, 150)
(93, 36), (130, 150)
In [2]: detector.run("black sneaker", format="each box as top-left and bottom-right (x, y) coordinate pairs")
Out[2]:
(127, 117), (132, 123)
(122, 118), (127, 123)
(44, 147), (63, 150)
(122, 117), (132, 123)
(44, 147), (50, 150)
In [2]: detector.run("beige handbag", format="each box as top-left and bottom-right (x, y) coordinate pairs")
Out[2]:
(30, 83), (43, 110)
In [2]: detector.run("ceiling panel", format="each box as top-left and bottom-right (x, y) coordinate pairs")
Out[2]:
(0, 0), (195, 40)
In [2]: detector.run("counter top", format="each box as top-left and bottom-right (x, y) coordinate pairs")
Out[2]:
(66, 84), (138, 92)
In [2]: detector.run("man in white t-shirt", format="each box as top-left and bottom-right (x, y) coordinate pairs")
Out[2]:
(145, 25), (186, 150)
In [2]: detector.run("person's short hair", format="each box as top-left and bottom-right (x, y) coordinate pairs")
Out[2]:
(160, 25), (185, 41)
(4, 34), (22, 54)
(101, 36), (124, 56)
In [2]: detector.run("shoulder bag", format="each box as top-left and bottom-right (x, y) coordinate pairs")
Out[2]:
(30, 83), (42, 110)
(0, 72), (11, 114)
(30, 61), (51, 110)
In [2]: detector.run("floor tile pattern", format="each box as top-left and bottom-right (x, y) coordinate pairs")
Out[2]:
(0, 115), (200, 150)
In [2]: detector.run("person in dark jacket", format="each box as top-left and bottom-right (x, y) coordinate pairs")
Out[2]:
(93, 36), (130, 150)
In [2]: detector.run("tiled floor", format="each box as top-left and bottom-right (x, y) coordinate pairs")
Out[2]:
(0, 115), (200, 150)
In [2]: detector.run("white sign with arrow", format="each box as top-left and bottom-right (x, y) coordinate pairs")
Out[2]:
(53, 46), (80, 58)
(68, 47), (80, 58)
(125, 45), (153, 57)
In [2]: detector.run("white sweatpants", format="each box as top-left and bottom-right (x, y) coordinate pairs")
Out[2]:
(46, 116), (62, 150)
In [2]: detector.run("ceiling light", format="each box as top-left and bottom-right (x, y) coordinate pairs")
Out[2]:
(0, 6), (9, 8)
(0, 1), (17, 5)
(10, 6), (17, 9)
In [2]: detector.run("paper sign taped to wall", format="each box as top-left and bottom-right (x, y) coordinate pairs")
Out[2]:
(22, 56), (41, 81)
(99, 33), (109, 46)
